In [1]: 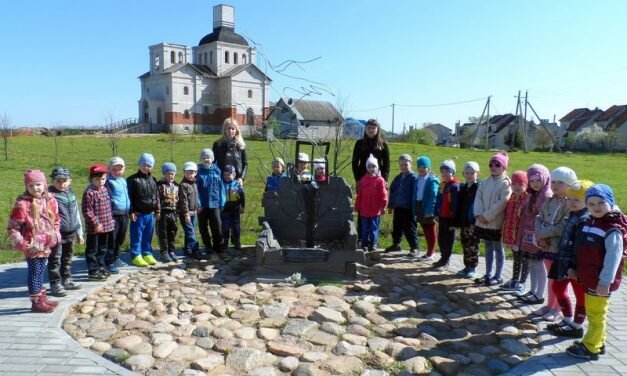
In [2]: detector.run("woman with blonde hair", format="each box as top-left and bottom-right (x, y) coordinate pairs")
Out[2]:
(212, 117), (248, 184)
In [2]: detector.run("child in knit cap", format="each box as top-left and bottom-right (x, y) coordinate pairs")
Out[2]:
(7, 170), (61, 312)
(105, 157), (130, 273)
(517, 164), (552, 304)
(566, 184), (627, 360)
(126, 153), (160, 267)
(296, 152), (312, 182)
(157, 162), (179, 263)
(473, 152), (512, 286)
(433, 160), (460, 270)
(82, 164), (115, 280)
(178, 162), (200, 258)
(455, 161), (481, 278)
(265, 157), (286, 193)
(533, 167), (578, 321)
(547, 179), (594, 338)
(354, 154), (388, 252)
(414, 156), (439, 259)
(48, 167), (84, 296)
(221, 165), (245, 249)
(500, 171), (530, 292)
(386, 154), (419, 253)
(197, 148), (225, 255)
(313, 158), (328, 183)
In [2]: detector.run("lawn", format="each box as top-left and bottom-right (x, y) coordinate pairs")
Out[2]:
(1, 134), (625, 264)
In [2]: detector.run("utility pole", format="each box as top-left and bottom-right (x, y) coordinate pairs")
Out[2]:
(527, 99), (563, 153)
(485, 96), (491, 151)
(470, 96), (490, 148)
(391, 103), (395, 136)
(523, 90), (529, 151)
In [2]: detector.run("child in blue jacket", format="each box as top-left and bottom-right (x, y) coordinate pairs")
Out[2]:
(197, 148), (225, 254)
(105, 157), (130, 273)
(433, 160), (460, 270)
(414, 156), (439, 260)
(385, 154), (418, 254)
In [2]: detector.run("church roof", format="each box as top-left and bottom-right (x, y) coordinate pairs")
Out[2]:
(287, 98), (343, 123)
(199, 27), (249, 47)
(221, 64), (272, 81)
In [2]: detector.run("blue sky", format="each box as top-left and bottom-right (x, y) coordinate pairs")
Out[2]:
(2, 0), (627, 131)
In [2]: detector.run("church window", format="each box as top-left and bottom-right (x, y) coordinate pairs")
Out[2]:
(166, 86), (169, 95)
(153, 55), (160, 70)
(178, 52), (183, 64)
(184, 110), (190, 119)
(170, 51), (175, 63)
(198, 53), (201, 63)
(184, 86), (189, 95)
(204, 52), (208, 65)
(242, 54), (247, 64)
(225, 51), (230, 64)
(204, 106), (209, 114)
(248, 89), (253, 98)
(210, 51), (213, 64)
(234, 53), (238, 64)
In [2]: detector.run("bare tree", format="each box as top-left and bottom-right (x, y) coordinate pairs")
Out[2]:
(104, 112), (120, 157)
(534, 126), (554, 151)
(329, 92), (351, 176)
(1, 112), (10, 161)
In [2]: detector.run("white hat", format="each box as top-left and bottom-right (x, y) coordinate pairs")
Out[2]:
(297, 152), (310, 162)
(366, 153), (379, 168)
(550, 167), (577, 186)
(183, 161), (198, 172)
(109, 156), (125, 167)
(313, 158), (326, 170)
(272, 157), (285, 167)
(464, 161), (480, 173)
(440, 160), (456, 175)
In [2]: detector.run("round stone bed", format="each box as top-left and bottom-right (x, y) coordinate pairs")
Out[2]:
(63, 250), (540, 375)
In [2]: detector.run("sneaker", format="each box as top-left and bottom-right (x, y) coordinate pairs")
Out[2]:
(566, 342), (599, 360)
(161, 252), (172, 263)
(107, 264), (119, 274)
(514, 283), (526, 294)
(132, 255), (149, 267)
(552, 324), (584, 338)
(63, 279), (81, 290)
(547, 320), (571, 331)
(500, 280), (518, 290)
(50, 283), (67, 297)
(465, 269), (477, 278)
(99, 267), (111, 277)
(419, 254), (435, 262)
(456, 267), (469, 276)
(88, 271), (107, 281)
(368, 244), (376, 252)
(574, 340), (605, 355)
(113, 259), (128, 267)
(486, 277), (503, 286)
(434, 263), (449, 271)
(168, 251), (178, 261)
(409, 248), (420, 255)
(532, 306), (550, 316)
(543, 310), (562, 322)
(474, 275), (490, 285)
(143, 255), (157, 265)
(384, 244), (402, 253)
(521, 295), (545, 305)
(233, 242), (241, 250)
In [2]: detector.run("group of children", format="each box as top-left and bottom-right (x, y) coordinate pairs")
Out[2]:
(352, 150), (626, 361)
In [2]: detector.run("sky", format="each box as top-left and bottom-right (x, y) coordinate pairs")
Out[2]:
(2, 0), (627, 132)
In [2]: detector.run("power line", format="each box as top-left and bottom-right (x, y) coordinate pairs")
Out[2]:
(395, 97), (488, 108)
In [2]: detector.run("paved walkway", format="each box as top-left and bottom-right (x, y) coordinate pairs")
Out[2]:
(0, 252), (626, 375)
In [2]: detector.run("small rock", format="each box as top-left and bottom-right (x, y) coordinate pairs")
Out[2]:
(347, 324), (371, 337)
(212, 327), (234, 339)
(450, 353), (471, 365)
(367, 337), (391, 352)
(430, 356), (459, 376)
(279, 356), (299, 372)
(468, 352), (485, 364)
(402, 356), (430, 374)
(262, 303), (291, 319)
(486, 358), (510, 374)
(77, 337), (95, 348)
(128, 342), (153, 355)
(343, 334), (368, 346)
(315, 285), (344, 296)
(353, 301), (377, 315)
(500, 339), (533, 356)
(195, 337), (216, 350)
(320, 322), (345, 335)
(170, 268), (187, 278)
(361, 370), (388, 376)
(394, 327), (421, 338)
(150, 333), (174, 346)
(385, 343), (417, 361)
(288, 305), (315, 319)
(293, 363), (329, 376)
(302, 329), (339, 347)
(91, 341), (111, 353)
(235, 327), (257, 340)
(282, 319), (319, 337)
(124, 319), (152, 331)
(103, 348), (129, 364)
(190, 353), (225, 372)
(333, 341), (369, 357)
(249, 367), (279, 376)
(226, 348), (270, 373)
(153, 341), (178, 359)
(321, 355), (364, 375)
(113, 335), (143, 351)
(300, 351), (328, 362)
(193, 327), (212, 337)
(124, 354), (155, 371)
(168, 345), (208, 362)
(258, 328), (280, 341)
(310, 307), (345, 324)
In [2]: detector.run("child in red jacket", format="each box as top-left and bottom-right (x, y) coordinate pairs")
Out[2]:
(7, 170), (61, 313)
(355, 154), (388, 252)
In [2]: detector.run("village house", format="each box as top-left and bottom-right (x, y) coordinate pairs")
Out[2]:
(559, 108), (604, 141)
(423, 123), (453, 145)
(269, 98), (344, 140)
(594, 105), (627, 151)
(138, 4), (271, 134)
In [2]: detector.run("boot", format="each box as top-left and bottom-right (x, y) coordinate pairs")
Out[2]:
(41, 289), (59, 308)
(30, 293), (55, 313)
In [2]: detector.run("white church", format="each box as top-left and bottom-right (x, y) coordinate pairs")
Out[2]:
(138, 4), (271, 133)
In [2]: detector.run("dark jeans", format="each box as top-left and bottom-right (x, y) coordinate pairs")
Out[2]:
(180, 213), (199, 253)
(198, 207), (222, 252)
(86, 232), (112, 273)
(359, 216), (381, 247)
(106, 214), (128, 265)
(221, 208), (241, 248)
(391, 207), (418, 249)
(460, 226), (480, 268)
(437, 217), (456, 264)
(157, 210), (178, 253)
(48, 232), (77, 285)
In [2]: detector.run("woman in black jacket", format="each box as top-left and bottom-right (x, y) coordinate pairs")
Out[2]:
(212, 118), (248, 184)
(352, 119), (390, 183)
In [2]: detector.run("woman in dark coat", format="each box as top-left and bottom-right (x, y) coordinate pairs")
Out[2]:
(212, 117), (248, 184)
(352, 119), (390, 183)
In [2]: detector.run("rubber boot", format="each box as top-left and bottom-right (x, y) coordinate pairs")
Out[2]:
(40, 289), (59, 308)
(30, 293), (55, 313)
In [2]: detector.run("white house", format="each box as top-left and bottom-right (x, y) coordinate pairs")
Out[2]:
(269, 98), (344, 140)
(138, 4), (271, 133)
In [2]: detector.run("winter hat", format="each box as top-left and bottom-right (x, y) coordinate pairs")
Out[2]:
(585, 183), (615, 208)
(568, 179), (594, 201)
(138, 153), (155, 168)
(463, 161), (480, 173)
(109, 156), (125, 167)
(399, 154), (412, 162)
(223, 164), (236, 177)
(511, 170), (528, 187)
(440, 160), (456, 175)
(416, 156), (431, 168)
(183, 161), (197, 172)
(490, 152), (509, 170)
(162, 162), (177, 174)
(527, 164), (551, 190)
(89, 164), (108, 177)
(272, 157), (285, 168)
(200, 148), (214, 161)
(313, 158), (326, 171)
(297, 152), (310, 162)
(366, 154), (379, 168)
(24, 170), (47, 187)
(50, 166), (71, 180)
(550, 167), (577, 187)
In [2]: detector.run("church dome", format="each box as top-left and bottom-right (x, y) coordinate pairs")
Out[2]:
(199, 27), (249, 47)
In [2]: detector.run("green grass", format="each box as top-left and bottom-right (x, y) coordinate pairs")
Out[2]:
(1, 134), (626, 264)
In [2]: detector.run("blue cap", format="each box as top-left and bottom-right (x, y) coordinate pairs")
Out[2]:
(138, 153), (155, 168)
(585, 183), (614, 207)
(162, 162), (177, 174)
(417, 156), (431, 168)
